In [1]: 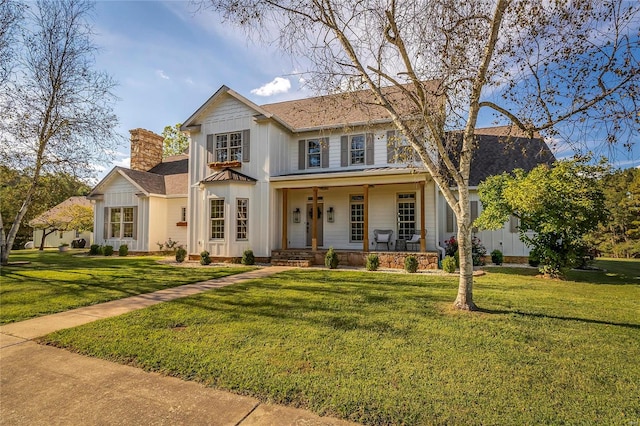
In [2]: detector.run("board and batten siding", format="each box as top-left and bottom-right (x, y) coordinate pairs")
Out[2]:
(96, 174), (148, 252)
(437, 191), (532, 257)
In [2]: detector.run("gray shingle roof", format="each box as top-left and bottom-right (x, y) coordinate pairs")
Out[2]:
(115, 155), (189, 196)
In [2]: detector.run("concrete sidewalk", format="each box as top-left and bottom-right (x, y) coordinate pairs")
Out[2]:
(0, 266), (357, 426)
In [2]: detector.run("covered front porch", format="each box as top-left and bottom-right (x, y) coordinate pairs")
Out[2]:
(270, 168), (441, 261)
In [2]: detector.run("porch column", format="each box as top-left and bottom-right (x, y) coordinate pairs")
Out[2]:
(363, 184), (369, 252)
(420, 181), (426, 252)
(281, 188), (288, 250)
(312, 186), (318, 251)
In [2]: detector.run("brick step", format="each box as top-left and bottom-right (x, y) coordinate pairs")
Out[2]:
(271, 259), (313, 267)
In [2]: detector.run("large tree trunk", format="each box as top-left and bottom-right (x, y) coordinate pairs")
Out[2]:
(453, 188), (477, 311)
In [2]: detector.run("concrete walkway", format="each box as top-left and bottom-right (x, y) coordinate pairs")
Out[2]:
(0, 266), (357, 426)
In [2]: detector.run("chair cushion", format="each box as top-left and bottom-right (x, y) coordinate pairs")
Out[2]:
(377, 234), (390, 243)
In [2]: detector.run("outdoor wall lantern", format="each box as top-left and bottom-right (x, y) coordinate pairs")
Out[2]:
(327, 207), (335, 223)
(293, 208), (301, 223)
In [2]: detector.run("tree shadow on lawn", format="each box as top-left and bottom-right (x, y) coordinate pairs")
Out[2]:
(168, 279), (451, 336)
(484, 265), (640, 286)
(478, 307), (640, 330)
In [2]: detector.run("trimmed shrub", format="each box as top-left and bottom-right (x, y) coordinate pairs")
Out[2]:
(366, 253), (380, 271)
(442, 255), (457, 273)
(325, 247), (339, 269)
(103, 245), (114, 256)
(491, 249), (503, 265)
(200, 251), (211, 265)
(242, 249), (255, 265)
(175, 247), (187, 263)
(89, 244), (101, 255)
(118, 244), (128, 257)
(404, 255), (418, 273)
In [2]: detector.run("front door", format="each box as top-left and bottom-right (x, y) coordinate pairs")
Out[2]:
(306, 203), (324, 247)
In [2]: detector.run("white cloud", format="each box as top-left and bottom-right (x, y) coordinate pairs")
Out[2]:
(251, 77), (292, 97)
(156, 70), (170, 80)
(114, 157), (131, 168)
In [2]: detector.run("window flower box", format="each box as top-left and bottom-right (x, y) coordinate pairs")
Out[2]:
(208, 161), (241, 169)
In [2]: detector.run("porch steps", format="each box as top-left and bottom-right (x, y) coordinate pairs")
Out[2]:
(271, 259), (314, 267)
(270, 250), (315, 267)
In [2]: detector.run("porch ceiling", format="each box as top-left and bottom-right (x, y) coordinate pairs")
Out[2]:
(270, 167), (432, 189)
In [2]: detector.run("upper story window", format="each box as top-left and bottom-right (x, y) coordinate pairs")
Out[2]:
(298, 137), (329, 170)
(307, 139), (321, 168)
(206, 130), (250, 164)
(340, 133), (374, 167)
(350, 134), (366, 165)
(387, 130), (418, 164)
(216, 132), (242, 162)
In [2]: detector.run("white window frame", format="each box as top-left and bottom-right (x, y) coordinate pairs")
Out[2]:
(215, 132), (242, 163)
(236, 198), (248, 241)
(349, 194), (365, 242)
(107, 207), (136, 240)
(306, 139), (322, 168)
(397, 193), (416, 240)
(350, 134), (366, 165)
(210, 198), (225, 240)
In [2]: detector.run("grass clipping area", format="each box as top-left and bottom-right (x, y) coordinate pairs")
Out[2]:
(42, 261), (639, 425)
(0, 250), (255, 323)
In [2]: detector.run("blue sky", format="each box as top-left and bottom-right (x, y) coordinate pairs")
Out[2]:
(91, 0), (309, 175)
(90, 1), (639, 177)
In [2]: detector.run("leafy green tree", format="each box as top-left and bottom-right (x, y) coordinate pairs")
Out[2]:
(162, 123), (189, 158)
(0, 0), (119, 263)
(476, 159), (607, 277)
(586, 168), (640, 258)
(0, 166), (91, 249)
(31, 202), (93, 250)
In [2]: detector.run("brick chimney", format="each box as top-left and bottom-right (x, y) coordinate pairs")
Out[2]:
(129, 128), (164, 171)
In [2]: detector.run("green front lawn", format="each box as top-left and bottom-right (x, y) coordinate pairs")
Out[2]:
(0, 250), (254, 324)
(42, 259), (640, 425)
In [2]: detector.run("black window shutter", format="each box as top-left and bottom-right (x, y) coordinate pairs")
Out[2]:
(133, 207), (138, 240)
(470, 201), (478, 233)
(104, 207), (109, 239)
(206, 134), (214, 163)
(365, 133), (374, 165)
(446, 204), (454, 233)
(470, 201), (478, 222)
(340, 136), (348, 166)
(387, 130), (396, 163)
(242, 129), (250, 162)
(298, 140), (306, 170)
(510, 215), (519, 233)
(321, 137), (329, 168)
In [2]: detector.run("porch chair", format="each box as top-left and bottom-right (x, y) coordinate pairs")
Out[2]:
(406, 231), (423, 251)
(373, 229), (393, 251)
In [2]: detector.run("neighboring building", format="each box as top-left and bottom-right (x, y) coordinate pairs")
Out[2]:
(90, 85), (554, 265)
(29, 196), (93, 248)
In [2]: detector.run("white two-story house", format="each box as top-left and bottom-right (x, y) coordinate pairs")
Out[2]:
(89, 84), (554, 267)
